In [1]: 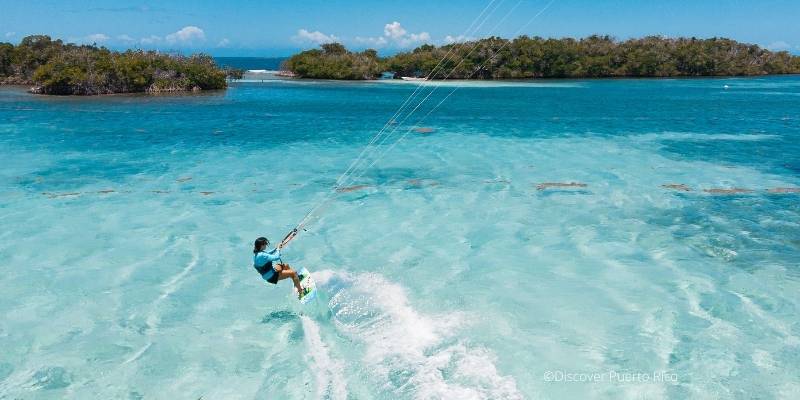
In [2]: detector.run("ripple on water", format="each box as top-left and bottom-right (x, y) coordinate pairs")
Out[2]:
(1, 77), (800, 399)
(28, 366), (72, 390)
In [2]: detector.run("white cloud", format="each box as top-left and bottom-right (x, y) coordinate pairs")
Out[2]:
(766, 41), (791, 51)
(165, 26), (205, 44)
(402, 31), (431, 47)
(383, 22), (407, 40)
(355, 36), (388, 47)
(355, 22), (431, 48)
(140, 35), (162, 45)
(116, 34), (136, 44)
(217, 38), (230, 47)
(293, 29), (339, 45)
(383, 22), (429, 47)
(86, 33), (109, 43)
(5, 32), (15, 38)
(291, 21), (430, 49)
(444, 35), (474, 44)
(68, 33), (109, 44)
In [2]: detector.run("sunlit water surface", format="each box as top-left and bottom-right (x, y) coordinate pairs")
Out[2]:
(1, 76), (799, 399)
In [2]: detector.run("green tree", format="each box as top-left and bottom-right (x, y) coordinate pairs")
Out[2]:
(283, 43), (384, 79)
(1, 35), (229, 95)
(283, 36), (800, 80)
(0, 42), (14, 78)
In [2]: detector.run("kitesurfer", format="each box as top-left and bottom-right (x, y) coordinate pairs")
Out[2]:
(252, 237), (308, 299)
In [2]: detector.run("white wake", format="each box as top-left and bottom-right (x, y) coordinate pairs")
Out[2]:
(315, 270), (523, 400)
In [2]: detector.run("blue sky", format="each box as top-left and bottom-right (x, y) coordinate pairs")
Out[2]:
(2, 0), (799, 56)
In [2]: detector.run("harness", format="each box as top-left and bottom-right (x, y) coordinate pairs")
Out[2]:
(254, 260), (273, 276)
(254, 248), (284, 278)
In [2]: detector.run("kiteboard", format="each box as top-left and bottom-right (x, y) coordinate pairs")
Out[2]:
(297, 267), (317, 305)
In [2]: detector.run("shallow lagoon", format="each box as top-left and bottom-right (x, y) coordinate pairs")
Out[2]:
(1, 76), (799, 399)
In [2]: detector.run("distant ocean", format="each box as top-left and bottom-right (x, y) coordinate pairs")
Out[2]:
(215, 57), (286, 72)
(1, 76), (799, 399)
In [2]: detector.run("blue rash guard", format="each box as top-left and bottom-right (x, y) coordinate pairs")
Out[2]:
(253, 248), (282, 281)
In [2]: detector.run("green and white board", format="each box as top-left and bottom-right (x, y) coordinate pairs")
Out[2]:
(297, 267), (317, 304)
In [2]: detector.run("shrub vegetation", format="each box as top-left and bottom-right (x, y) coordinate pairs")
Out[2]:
(0, 35), (228, 95)
(282, 43), (385, 80)
(284, 36), (800, 80)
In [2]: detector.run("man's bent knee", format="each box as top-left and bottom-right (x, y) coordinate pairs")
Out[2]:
(281, 268), (297, 277)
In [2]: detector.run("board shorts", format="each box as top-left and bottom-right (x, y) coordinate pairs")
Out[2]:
(265, 267), (279, 284)
(255, 261), (280, 284)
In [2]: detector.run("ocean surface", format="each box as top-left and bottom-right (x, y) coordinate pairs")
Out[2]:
(215, 57), (287, 72)
(1, 75), (799, 399)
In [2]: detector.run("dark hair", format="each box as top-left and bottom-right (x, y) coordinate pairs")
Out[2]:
(253, 237), (270, 254)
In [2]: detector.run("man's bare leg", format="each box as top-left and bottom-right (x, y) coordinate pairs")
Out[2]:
(274, 263), (304, 296)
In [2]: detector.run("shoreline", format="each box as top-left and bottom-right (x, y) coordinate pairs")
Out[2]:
(230, 72), (800, 85)
(299, 72), (800, 83)
(0, 84), (227, 98)
(220, 68), (800, 81)
(4, 72), (800, 96)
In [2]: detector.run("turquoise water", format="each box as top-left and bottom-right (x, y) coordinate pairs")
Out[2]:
(1, 76), (799, 399)
(215, 57), (286, 71)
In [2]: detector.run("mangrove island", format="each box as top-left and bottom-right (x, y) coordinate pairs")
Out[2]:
(0, 35), (230, 95)
(283, 36), (800, 80)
